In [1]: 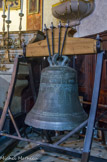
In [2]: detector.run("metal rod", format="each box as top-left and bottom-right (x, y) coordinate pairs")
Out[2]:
(81, 101), (107, 108)
(28, 63), (36, 102)
(54, 120), (88, 146)
(50, 22), (54, 56)
(81, 51), (104, 162)
(41, 143), (82, 156)
(95, 127), (107, 131)
(0, 132), (106, 162)
(58, 21), (62, 56)
(96, 111), (107, 122)
(8, 109), (21, 138)
(6, 140), (107, 162)
(0, 132), (82, 155)
(0, 57), (19, 131)
(60, 21), (69, 57)
(73, 56), (76, 69)
(40, 144), (107, 162)
(44, 24), (51, 58)
(0, 132), (40, 144)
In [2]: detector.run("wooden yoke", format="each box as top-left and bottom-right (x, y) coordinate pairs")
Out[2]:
(26, 28), (97, 57)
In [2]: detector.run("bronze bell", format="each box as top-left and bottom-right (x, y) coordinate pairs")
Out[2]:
(25, 54), (88, 131)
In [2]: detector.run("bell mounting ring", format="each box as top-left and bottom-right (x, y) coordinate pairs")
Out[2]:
(48, 54), (70, 67)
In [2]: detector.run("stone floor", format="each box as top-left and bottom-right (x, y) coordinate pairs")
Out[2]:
(0, 130), (107, 162)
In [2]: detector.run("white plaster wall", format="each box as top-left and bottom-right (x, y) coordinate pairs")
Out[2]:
(43, 0), (107, 37)
(75, 0), (107, 37)
(43, 0), (60, 28)
(0, 0), (26, 32)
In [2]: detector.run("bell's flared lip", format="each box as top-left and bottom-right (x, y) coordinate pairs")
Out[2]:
(25, 112), (88, 131)
(25, 119), (87, 131)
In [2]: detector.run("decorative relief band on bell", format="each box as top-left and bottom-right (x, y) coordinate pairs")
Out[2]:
(40, 78), (77, 84)
(39, 83), (78, 92)
(32, 111), (88, 118)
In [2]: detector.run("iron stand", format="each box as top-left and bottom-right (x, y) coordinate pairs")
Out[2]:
(0, 36), (106, 162)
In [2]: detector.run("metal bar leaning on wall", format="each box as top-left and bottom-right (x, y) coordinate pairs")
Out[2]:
(0, 57), (19, 132)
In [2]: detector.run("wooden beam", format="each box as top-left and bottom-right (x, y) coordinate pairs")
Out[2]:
(26, 28), (97, 57)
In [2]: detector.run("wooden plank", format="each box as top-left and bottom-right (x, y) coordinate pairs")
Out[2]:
(26, 36), (97, 57)
(47, 28), (76, 39)
(26, 28), (97, 57)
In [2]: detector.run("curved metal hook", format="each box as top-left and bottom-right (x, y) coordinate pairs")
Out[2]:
(48, 54), (70, 66)
(48, 57), (53, 66)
